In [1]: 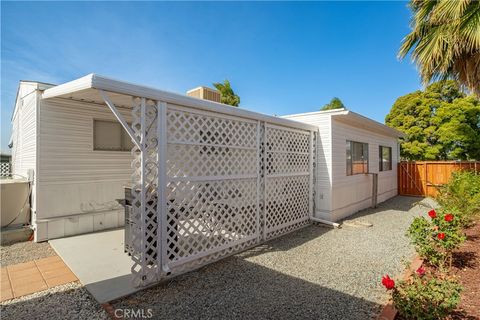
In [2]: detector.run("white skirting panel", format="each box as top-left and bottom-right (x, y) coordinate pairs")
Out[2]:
(34, 209), (125, 242)
(315, 188), (398, 222)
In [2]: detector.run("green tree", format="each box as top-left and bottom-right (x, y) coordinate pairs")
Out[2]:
(321, 97), (346, 111)
(399, 0), (480, 95)
(386, 80), (480, 160)
(213, 80), (240, 107)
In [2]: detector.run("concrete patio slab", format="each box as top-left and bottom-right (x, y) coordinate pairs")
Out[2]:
(49, 228), (136, 303)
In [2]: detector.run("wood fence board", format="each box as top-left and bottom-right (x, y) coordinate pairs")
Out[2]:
(398, 161), (480, 197)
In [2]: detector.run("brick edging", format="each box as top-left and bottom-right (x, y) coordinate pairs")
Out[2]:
(377, 256), (423, 320)
(102, 303), (122, 320)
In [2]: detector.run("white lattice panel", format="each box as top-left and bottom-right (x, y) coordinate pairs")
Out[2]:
(0, 163), (11, 177)
(122, 96), (317, 287)
(166, 179), (258, 266)
(164, 107), (260, 273)
(264, 125), (312, 240)
(166, 107), (257, 148)
(167, 145), (257, 178)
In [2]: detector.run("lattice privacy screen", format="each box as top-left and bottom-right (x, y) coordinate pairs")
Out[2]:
(0, 163), (11, 177)
(127, 99), (316, 287)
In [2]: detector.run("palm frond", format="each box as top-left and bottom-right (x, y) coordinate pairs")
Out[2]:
(400, 0), (480, 95)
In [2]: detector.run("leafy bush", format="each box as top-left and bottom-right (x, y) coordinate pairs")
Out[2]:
(407, 217), (445, 266)
(407, 210), (465, 269)
(389, 274), (462, 320)
(437, 170), (480, 226)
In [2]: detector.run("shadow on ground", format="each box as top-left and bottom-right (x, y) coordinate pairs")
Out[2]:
(108, 195), (422, 320)
(112, 256), (382, 320)
(1, 196), (424, 320)
(342, 195), (421, 221)
(0, 283), (108, 320)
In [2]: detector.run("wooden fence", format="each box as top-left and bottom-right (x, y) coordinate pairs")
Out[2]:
(398, 161), (480, 197)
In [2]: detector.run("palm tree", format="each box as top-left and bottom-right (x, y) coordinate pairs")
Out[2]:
(213, 80), (240, 107)
(399, 0), (480, 96)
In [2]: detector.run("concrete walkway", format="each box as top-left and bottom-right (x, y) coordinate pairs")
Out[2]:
(49, 229), (136, 303)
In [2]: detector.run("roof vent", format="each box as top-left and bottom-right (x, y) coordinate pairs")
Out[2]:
(186, 86), (221, 103)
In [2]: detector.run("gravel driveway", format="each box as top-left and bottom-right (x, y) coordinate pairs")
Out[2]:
(111, 196), (423, 320)
(0, 282), (108, 320)
(1, 241), (56, 267)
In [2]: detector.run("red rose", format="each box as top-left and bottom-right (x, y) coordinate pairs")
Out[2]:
(416, 266), (426, 277)
(437, 232), (446, 240)
(444, 214), (454, 222)
(428, 209), (437, 218)
(382, 275), (395, 290)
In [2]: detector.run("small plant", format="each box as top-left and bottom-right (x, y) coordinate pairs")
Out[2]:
(407, 209), (465, 269)
(436, 170), (480, 226)
(382, 272), (462, 320)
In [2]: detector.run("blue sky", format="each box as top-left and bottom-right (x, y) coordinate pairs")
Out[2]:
(1, 1), (419, 154)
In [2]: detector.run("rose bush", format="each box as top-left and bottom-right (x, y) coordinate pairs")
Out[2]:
(383, 272), (462, 320)
(407, 209), (465, 269)
(382, 275), (395, 290)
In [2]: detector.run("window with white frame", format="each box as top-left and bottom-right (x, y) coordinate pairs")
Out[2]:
(346, 140), (369, 175)
(94, 120), (133, 151)
(379, 145), (392, 171)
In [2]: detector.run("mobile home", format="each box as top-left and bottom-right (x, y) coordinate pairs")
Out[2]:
(283, 109), (403, 222)
(10, 75), (402, 242)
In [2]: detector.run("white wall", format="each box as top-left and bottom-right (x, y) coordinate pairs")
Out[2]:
(283, 111), (399, 222)
(11, 83), (38, 179)
(11, 83), (39, 216)
(35, 97), (132, 241)
(330, 119), (398, 221)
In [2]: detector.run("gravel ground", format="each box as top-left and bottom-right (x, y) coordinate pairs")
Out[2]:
(0, 282), (108, 320)
(112, 196), (425, 320)
(0, 241), (56, 267)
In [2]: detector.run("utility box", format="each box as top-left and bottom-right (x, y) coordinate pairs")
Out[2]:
(186, 86), (221, 103)
(0, 179), (30, 227)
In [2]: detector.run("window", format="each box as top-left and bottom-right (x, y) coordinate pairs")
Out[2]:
(346, 140), (369, 175)
(379, 146), (392, 171)
(94, 120), (134, 151)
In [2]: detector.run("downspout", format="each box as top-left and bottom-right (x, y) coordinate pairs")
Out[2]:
(310, 216), (340, 228)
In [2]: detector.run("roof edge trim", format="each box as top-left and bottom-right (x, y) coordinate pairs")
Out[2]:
(42, 73), (318, 132)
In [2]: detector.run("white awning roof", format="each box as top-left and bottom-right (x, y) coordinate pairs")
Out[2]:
(330, 110), (404, 138)
(42, 73), (318, 132)
(282, 108), (404, 138)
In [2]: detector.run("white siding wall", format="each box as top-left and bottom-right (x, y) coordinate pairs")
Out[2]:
(11, 83), (38, 216)
(35, 97), (132, 241)
(11, 84), (38, 179)
(330, 119), (398, 221)
(282, 113), (332, 215)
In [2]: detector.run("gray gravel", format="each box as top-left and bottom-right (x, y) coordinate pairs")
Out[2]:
(0, 282), (108, 320)
(0, 241), (56, 267)
(112, 196), (422, 320)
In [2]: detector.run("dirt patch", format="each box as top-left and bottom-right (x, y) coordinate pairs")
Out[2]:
(451, 220), (480, 320)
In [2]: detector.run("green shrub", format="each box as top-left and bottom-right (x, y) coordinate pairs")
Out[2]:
(407, 210), (466, 269)
(391, 274), (462, 320)
(436, 170), (480, 226)
(407, 217), (445, 266)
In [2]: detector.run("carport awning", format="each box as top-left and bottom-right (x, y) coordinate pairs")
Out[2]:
(330, 110), (405, 138)
(42, 73), (318, 132)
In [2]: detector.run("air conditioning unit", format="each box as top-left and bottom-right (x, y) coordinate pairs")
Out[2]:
(186, 86), (221, 103)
